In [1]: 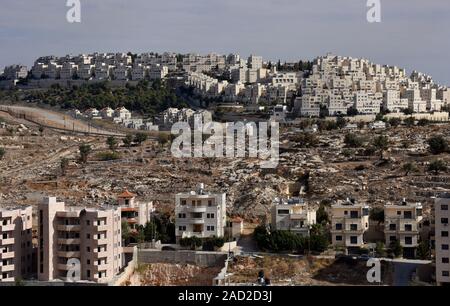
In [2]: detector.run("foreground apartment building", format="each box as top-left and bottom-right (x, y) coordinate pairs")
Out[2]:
(175, 184), (226, 242)
(330, 199), (370, 253)
(271, 197), (317, 236)
(384, 199), (423, 258)
(0, 207), (33, 282)
(435, 195), (450, 286)
(38, 197), (123, 283)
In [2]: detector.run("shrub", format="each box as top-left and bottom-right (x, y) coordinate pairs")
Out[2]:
(344, 133), (364, 148)
(428, 136), (448, 155)
(96, 151), (121, 161)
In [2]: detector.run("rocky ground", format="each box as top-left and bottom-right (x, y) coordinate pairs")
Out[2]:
(1, 107), (450, 225)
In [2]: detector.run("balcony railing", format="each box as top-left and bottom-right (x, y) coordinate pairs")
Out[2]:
(0, 238), (15, 246)
(57, 251), (81, 258)
(0, 224), (15, 232)
(0, 264), (15, 272)
(57, 238), (81, 245)
(0, 252), (15, 260)
(57, 224), (81, 231)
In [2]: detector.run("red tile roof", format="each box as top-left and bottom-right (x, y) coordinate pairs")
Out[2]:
(118, 189), (136, 198)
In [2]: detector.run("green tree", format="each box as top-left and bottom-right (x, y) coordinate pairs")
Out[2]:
(336, 117), (347, 129)
(375, 241), (386, 257)
(427, 136), (448, 155)
(106, 136), (118, 151)
(402, 162), (419, 176)
(372, 135), (389, 159)
(428, 159), (447, 175)
(344, 133), (364, 148)
(122, 221), (132, 245)
(60, 158), (69, 176)
(0, 147), (5, 160)
(390, 240), (403, 258)
(134, 133), (148, 146)
(404, 117), (415, 127)
(417, 240), (431, 260)
(388, 117), (401, 128)
(143, 221), (158, 241)
(316, 205), (329, 225)
(78, 144), (92, 163)
(370, 207), (385, 224)
(123, 134), (133, 148)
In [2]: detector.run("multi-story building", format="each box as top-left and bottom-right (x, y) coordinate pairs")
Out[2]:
(175, 184), (226, 242)
(0, 206), (33, 282)
(384, 199), (423, 258)
(330, 199), (370, 253)
(435, 195), (450, 286)
(38, 197), (123, 283)
(117, 190), (153, 232)
(2, 65), (28, 80)
(271, 198), (316, 236)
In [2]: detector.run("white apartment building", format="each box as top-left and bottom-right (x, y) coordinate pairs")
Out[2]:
(175, 184), (226, 242)
(435, 195), (450, 286)
(330, 199), (370, 252)
(0, 206), (33, 282)
(405, 89), (427, 113)
(60, 62), (78, 80)
(248, 55), (263, 70)
(354, 91), (382, 114)
(2, 65), (28, 80)
(383, 90), (408, 112)
(38, 197), (123, 283)
(100, 107), (114, 119)
(271, 198), (316, 236)
(384, 199), (423, 258)
(149, 64), (168, 80)
(114, 107), (131, 120)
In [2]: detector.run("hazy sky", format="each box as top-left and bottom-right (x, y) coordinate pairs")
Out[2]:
(1, 0), (449, 85)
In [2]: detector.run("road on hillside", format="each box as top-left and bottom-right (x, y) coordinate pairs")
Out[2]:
(0, 105), (124, 136)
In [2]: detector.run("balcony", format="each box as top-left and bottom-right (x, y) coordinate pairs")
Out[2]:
(0, 238), (15, 246)
(0, 224), (15, 232)
(0, 264), (15, 272)
(57, 224), (81, 232)
(57, 251), (81, 258)
(191, 219), (205, 225)
(57, 263), (73, 271)
(57, 238), (81, 245)
(0, 252), (15, 260)
(290, 213), (307, 220)
(188, 206), (207, 213)
(96, 225), (109, 232)
(92, 238), (108, 246)
(93, 263), (109, 272)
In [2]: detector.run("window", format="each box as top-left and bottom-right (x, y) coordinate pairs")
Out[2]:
(442, 258), (450, 264)
(442, 205), (449, 211)
(87, 270), (91, 278)
(208, 200), (212, 206)
(350, 236), (358, 244)
(178, 213), (186, 219)
(87, 259), (90, 265)
(207, 226), (215, 231)
(405, 237), (413, 245)
(404, 211), (412, 219)
(442, 231), (449, 237)
(86, 234), (90, 239)
(443, 271), (450, 277)
(350, 224), (358, 231)
(181, 200), (186, 206)
(277, 209), (289, 215)
(86, 220), (90, 226)
(207, 213), (215, 219)
(442, 244), (449, 251)
(350, 211), (358, 219)
(404, 224), (412, 231)
(397, 211), (401, 216)
(389, 224), (396, 231)
(335, 223), (343, 230)
(2, 233), (7, 239)
(178, 226), (186, 231)
(336, 235), (343, 241)
(442, 218), (449, 224)
(87, 247), (91, 252)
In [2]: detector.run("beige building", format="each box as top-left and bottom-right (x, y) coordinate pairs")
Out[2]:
(38, 197), (123, 283)
(0, 206), (33, 282)
(330, 199), (369, 252)
(117, 190), (154, 232)
(175, 184), (226, 242)
(384, 199), (423, 258)
(271, 198), (316, 236)
(435, 195), (450, 286)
